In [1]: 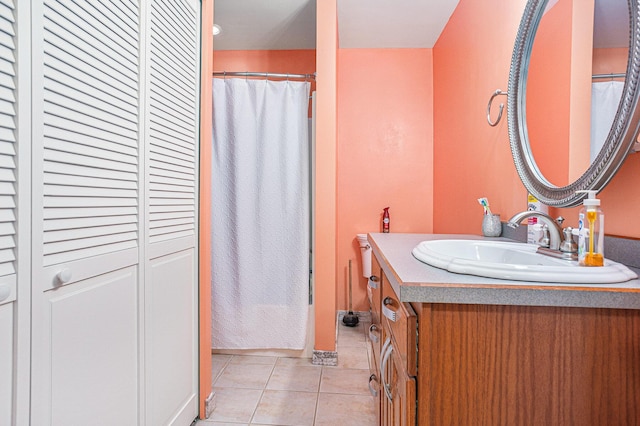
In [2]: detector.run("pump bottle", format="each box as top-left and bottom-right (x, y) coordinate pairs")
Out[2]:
(577, 190), (604, 266)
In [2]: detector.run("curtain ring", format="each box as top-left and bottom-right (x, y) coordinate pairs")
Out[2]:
(487, 89), (508, 127)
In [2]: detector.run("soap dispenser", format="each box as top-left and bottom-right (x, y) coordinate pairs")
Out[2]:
(577, 190), (604, 266)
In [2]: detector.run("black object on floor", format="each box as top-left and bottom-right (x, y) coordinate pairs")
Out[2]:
(342, 259), (359, 327)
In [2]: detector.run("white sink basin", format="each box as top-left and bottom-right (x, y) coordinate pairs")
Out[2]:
(412, 239), (638, 284)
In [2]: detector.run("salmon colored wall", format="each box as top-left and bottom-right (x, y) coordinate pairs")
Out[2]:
(527, 0), (572, 185)
(336, 49), (434, 311)
(433, 0), (528, 233)
(314, 0), (338, 351)
(213, 49), (316, 75)
(199, 0), (213, 418)
(527, 0), (593, 186)
(434, 0), (640, 238)
(567, 0), (594, 183)
(593, 48), (628, 74)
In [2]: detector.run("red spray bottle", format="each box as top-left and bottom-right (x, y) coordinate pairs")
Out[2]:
(382, 207), (390, 233)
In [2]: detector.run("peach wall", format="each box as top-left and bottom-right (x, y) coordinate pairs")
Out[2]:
(336, 49), (434, 311)
(199, 0), (213, 418)
(527, 0), (593, 186)
(568, 0), (594, 183)
(314, 0), (338, 351)
(593, 47), (628, 75)
(527, 0), (572, 185)
(433, 0), (528, 233)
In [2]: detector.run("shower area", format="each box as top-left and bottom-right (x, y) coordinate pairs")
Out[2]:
(210, 72), (316, 357)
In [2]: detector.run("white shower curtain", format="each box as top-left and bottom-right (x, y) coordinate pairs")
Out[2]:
(591, 81), (624, 161)
(211, 78), (310, 350)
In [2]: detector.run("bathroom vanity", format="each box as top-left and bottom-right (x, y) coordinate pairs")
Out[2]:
(367, 232), (640, 426)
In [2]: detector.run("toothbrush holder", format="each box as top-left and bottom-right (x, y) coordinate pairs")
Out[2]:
(482, 214), (502, 237)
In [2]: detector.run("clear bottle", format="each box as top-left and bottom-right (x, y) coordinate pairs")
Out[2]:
(577, 190), (604, 266)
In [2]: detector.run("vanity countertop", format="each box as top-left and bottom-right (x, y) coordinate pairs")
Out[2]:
(368, 232), (640, 309)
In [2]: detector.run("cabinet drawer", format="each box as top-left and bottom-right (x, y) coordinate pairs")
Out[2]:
(369, 256), (382, 323)
(382, 277), (417, 376)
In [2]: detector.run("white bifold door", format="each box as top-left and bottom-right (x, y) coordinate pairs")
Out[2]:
(2, 1), (200, 425)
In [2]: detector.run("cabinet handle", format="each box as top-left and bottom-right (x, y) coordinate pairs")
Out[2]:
(368, 275), (379, 289)
(382, 297), (397, 322)
(368, 374), (379, 397)
(380, 338), (394, 402)
(380, 336), (391, 378)
(368, 324), (379, 343)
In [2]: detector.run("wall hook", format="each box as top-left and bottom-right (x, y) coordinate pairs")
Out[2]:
(487, 89), (508, 127)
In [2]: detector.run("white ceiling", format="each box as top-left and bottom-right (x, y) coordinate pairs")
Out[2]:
(213, 0), (316, 50)
(337, 0), (459, 48)
(213, 0), (459, 50)
(212, 0), (627, 51)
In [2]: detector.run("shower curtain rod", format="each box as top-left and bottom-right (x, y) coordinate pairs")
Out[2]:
(213, 71), (316, 80)
(592, 72), (626, 79)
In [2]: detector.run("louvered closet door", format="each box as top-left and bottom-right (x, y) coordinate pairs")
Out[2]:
(0, 2), (17, 424)
(31, 1), (141, 425)
(144, 0), (199, 424)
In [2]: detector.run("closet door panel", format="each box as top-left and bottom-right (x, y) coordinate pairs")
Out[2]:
(144, 0), (199, 424)
(0, 301), (13, 426)
(147, 249), (197, 426)
(45, 267), (138, 426)
(31, 0), (141, 424)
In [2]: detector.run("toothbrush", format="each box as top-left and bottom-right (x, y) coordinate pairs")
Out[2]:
(477, 198), (492, 215)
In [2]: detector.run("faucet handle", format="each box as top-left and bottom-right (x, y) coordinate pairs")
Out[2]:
(560, 226), (578, 253)
(539, 224), (550, 248)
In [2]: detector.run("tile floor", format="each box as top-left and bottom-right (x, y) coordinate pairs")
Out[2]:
(196, 313), (377, 426)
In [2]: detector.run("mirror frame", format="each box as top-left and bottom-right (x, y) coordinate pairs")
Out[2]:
(508, 0), (640, 207)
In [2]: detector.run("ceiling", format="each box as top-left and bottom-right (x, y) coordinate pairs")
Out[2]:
(213, 0), (459, 50)
(213, 0), (316, 50)
(212, 0), (627, 51)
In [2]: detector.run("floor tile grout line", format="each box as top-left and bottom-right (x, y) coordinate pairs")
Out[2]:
(205, 322), (374, 425)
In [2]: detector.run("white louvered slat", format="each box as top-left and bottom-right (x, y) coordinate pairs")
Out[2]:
(0, 0), (14, 278)
(44, 223), (138, 243)
(43, 195), (137, 208)
(44, 215), (138, 232)
(0, 140), (16, 156)
(42, 0), (139, 266)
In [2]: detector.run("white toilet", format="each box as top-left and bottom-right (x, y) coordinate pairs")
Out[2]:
(356, 234), (372, 279)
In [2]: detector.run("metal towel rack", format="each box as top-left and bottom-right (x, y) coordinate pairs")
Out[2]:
(487, 89), (508, 126)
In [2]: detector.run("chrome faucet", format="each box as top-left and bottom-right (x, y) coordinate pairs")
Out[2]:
(507, 211), (564, 250)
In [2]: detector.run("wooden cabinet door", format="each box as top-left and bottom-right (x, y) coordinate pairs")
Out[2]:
(381, 336), (416, 426)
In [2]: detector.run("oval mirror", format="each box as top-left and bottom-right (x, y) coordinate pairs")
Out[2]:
(508, 0), (640, 207)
